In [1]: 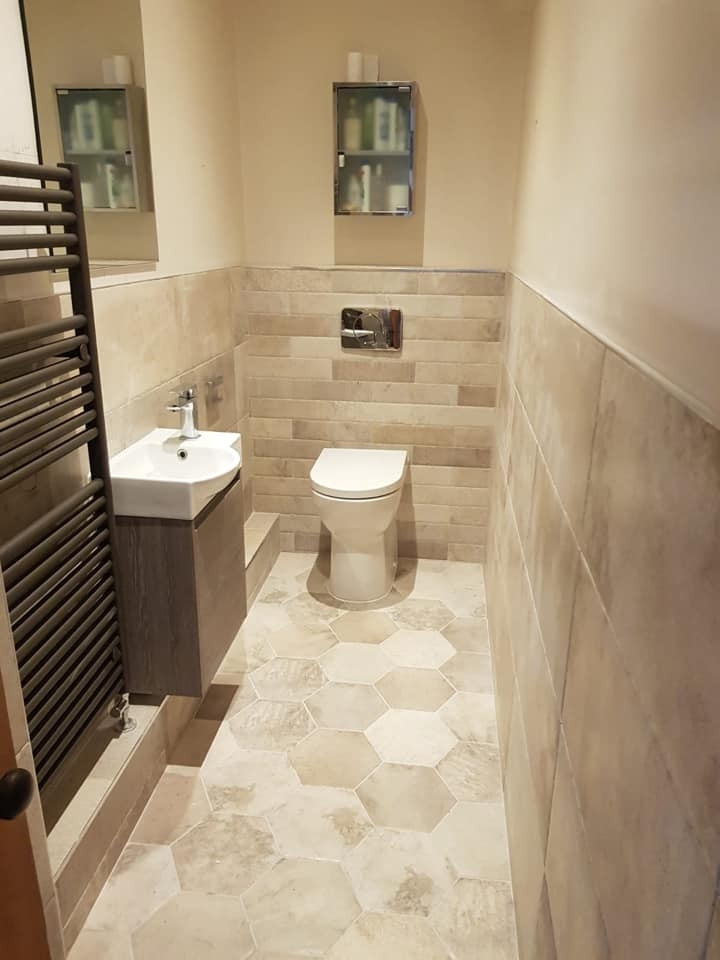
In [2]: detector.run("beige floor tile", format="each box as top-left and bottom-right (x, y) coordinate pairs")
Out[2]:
(172, 811), (278, 896)
(431, 878), (517, 960)
(389, 598), (455, 631)
(376, 668), (454, 711)
(290, 728), (380, 788)
(327, 912), (450, 960)
(229, 700), (315, 751)
(131, 770), (211, 844)
(268, 621), (337, 658)
(285, 591), (343, 626)
(366, 710), (457, 766)
(442, 617), (490, 653)
(243, 859), (360, 955)
(198, 721), (243, 771)
(381, 629), (456, 669)
(346, 829), (456, 917)
(270, 551), (317, 577)
(219, 627), (275, 675)
(357, 763), (455, 831)
(195, 678), (257, 720)
(268, 785), (373, 859)
(331, 610), (398, 644)
(320, 642), (392, 683)
(251, 657), (326, 701)
(434, 803), (510, 880)
(437, 742), (502, 802)
(85, 844), (179, 934)
(257, 573), (304, 604)
(132, 892), (254, 960)
(201, 748), (299, 815)
(440, 652), (494, 693)
(440, 693), (497, 743)
(306, 682), (387, 730)
(68, 929), (133, 960)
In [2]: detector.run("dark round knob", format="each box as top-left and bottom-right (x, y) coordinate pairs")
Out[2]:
(0, 768), (34, 821)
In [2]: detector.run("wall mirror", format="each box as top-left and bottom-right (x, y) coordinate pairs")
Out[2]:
(22, 0), (159, 271)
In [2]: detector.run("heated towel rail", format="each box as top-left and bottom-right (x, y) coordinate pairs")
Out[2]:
(0, 159), (127, 793)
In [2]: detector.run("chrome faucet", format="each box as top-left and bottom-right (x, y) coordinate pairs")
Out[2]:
(167, 386), (200, 439)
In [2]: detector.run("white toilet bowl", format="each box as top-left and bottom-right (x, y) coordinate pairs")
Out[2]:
(310, 448), (408, 603)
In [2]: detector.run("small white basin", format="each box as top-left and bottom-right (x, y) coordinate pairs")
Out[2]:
(110, 428), (241, 520)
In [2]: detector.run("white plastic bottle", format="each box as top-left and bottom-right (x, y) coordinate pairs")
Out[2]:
(371, 163), (386, 211)
(343, 98), (362, 152)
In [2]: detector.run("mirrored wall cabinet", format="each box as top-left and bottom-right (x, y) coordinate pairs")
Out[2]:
(55, 85), (153, 212)
(334, 82), (416, 216)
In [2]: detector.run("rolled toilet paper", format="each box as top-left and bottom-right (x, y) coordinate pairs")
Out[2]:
(102, 55), (133, 85)
(362, 53), (379, 82)
(347, 51), (363, 82)
(387, 183), (410, 212)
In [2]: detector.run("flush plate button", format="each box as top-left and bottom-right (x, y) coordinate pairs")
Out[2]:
(341, 307), (403, 350)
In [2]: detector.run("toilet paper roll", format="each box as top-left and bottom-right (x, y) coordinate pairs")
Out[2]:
(102, 55), (133, 85)
(347, 51), (363, 82)
(362, 54), (379, 82)
(387, 183), (410, 212)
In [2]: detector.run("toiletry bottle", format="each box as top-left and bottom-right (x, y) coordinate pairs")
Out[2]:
(359, 164), (371, 212)
(371, 162), (386, 211)
(346, 171), (362, 212)
(373, 97), (392, 150)
(396, 106), (408, 151)
(343, 97), (362, 152)
(363, 99), (375, 150)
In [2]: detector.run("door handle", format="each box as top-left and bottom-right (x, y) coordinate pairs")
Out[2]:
(0, 768), (34, 820)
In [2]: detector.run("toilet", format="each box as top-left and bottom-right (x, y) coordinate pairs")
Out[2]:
(310, 448), (408, 603)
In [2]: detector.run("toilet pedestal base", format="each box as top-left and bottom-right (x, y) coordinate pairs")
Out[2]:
(328, 520), (398, 603)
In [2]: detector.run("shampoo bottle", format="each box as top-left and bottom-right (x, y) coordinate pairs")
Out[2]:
(343, 97), (362, 152)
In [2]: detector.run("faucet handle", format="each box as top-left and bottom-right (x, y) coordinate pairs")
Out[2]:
(179, 384), (197, 401)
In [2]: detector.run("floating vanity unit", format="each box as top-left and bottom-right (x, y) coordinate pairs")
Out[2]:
(110, 429), (246, 697)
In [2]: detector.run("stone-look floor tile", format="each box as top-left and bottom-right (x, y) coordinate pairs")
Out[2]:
(229, 700), (315, 751)
(366, 710), (457, 766)
(268, 786), (373, 859)
(85, 844), (179, 934)
(306, 682), (387, 730)
(327, 912), (451, 960)
(376, 668), (454, 711)
(172, 811), (278, 896)
(201, 749), (299, 815)
(434, 803), (510, 880)
(331, 610), (398, 644)
(251, 657), (326, 701)
(285, 591), (343, 626)
(357, 764), (455, 831)
(440, 693), (498, 744)
(346, 829), (456, 917)
(431, 879), (517, 960)
(381, 630), (456, 669)
(437, 742), (502, 802)
(320, 642), (392, 683)
(199, 722), (241, 771)
(132, 892), (254, 960)
(219, 629), (274, 677)
(442, 617), (490, 653)
(290, 728), (380, 788)
(439, 583), (487, 620)
(389, 598), (455, 631)
(131, 770), (211, 844)
(268, 621), (337, 658)
(68, 929), (133, 960)
(440, 652), (493, 693)
(257, 573), (303, 604)
(243, 859), (361, 955)
(270, 552), (317, 577)
(196, 678), (257, 720)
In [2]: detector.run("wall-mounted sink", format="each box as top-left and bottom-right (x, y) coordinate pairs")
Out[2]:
(110, 428), (241, 520)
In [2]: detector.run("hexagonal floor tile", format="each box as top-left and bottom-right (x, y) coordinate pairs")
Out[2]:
(251, 657), (326, 701)
(131, 770), (211, 845)
(269, 621), (337, 658)
(201, 748), (299, 816)
(218, 609), (277, 677)
(327, 912), (450, 959)
(376, 668), (454, 711)
(442, 617), (490, 654)
(270, 551), (317, 577)
(132, 892), (254, 960)
(285, 591), (342, 627)
(433, 803), (509, 881)
(257, 573), (303, 604)
(357, 764), (455, 831)
(346, 829), (456, 917)
(243, 859), (360, 955)
(268, 786), (373, 859)
(320, 642), (392, 683)
(365, 710), (456, 766)
(331, 610), (397, 644)
(440, 693), (498, 744)
(381, 630), (456, 669)
(388, 598), (455, 631)
(430, 879), (516, 960)
(68, 930), (132, 960)
(439, 652), (493, 693)
(229, 700), (314, 751)
(306, 682), (387, 730)
(196, 677), (257, 720)
(436, 742), (502, 802)
(172, 811), (278, 896)
(290, 729), (380, 788)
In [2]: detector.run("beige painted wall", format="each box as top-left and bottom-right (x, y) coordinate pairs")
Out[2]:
(511, 0), (720, 427)
(233, 0), (532, 268)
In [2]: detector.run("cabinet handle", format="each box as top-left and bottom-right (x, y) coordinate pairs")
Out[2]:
(0, 768), (34, 820)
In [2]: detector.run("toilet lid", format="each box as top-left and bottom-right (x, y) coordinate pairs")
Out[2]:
(310, 448), (408, 499)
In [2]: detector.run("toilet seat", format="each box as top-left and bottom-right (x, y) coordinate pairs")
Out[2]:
(310, 448), (407, 500)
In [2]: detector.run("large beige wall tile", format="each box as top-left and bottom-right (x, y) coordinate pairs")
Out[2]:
(583, 351), (720, 864)
(563, 562), (714, 960)
(176, 269), (234, 369)
(506, 392), (536, 547)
